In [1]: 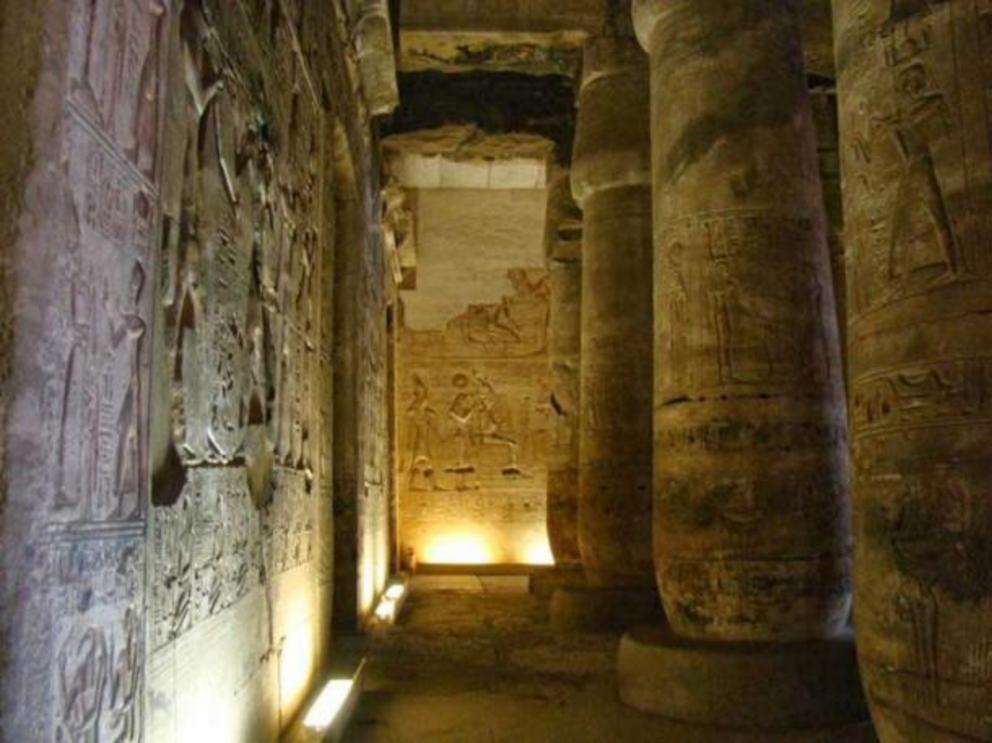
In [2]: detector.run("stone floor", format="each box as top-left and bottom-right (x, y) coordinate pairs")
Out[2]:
(348, 576), (878, 743)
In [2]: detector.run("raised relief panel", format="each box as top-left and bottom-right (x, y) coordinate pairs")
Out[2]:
(659, 213), (831, 398)
(403, 270), (551, 360)
(49, 535), (145, 743)
(68, 0), (167, 181)
(10, 2), (167, 739)
(47, 118), (156, 526)
(838, 1), (992, 322)
(266, 467), (315, 575)
(399, 367), (549, 494)
(398, 266), (551, 563)
(160, 3), (325, 479)
(150, 468), (261, 650)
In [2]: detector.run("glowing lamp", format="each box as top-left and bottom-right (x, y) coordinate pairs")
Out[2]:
(371, 580), (408, 625)
(523, 535), (555, 566)
(303, 679), (354, 730)
(374, 598), (397, 622)
(423, 532), (493, 564)
(280, 626), (314, 713)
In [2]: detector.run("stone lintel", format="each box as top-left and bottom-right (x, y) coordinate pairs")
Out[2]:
(400, 0), (605, 35)
(382, 125), (554, 190)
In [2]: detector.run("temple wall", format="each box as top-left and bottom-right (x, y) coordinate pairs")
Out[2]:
(397, 188), (552, 566)
(2, 0), (166, 737)
(332, 158), (391, 630)
(0, 0), (388, 740)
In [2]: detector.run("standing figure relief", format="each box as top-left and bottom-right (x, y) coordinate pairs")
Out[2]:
(403, 371), (535, 493)
(105, 262), (147, 520)
(880, 61), (962, 288)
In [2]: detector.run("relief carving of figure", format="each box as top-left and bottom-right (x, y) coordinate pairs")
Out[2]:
(107, 608), (141, 742)
(405, 374), (444, 492)
(72, 0), (166, 176)
(709, 258), (824, 386)
(56, 272), (97, 515)
(889, 472), (992, 704)
(169, 1), (264, 466)
(667, 243), (691, 388)
(881, 61), (963, 289)
(106, 262), (147, 520)
(445, 373), (480, 490)
(443, 372), (524, 487)
(56, 626), (109, 742)
(709, 262), (787, 385)
(448, 269), (550, 354)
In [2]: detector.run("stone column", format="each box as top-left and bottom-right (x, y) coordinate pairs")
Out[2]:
(810, 88), (848, 385)
(833, 2), (992, 739)
(545, 178), (583, 573)
(549, 13), (660, 631)
(621, 0), (867, 730)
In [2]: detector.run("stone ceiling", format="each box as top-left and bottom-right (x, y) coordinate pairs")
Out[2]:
(396, 0), (837, 79)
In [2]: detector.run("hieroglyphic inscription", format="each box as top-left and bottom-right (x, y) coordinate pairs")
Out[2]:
(640, 0), (851, 640)
(837, 1), (992, 321)
(44, 118), (156, 526)
(149, 467), (261, 650)
(658, 212), (834, 396)
(47, 534), (145, 743)
(68, 0), (167, 180)
(852, 357), (992, 437)
(265, 467), (315, 575)
(398, 270), (550, 562)
(403, 490), (545, 525)
(835, 1), (992, 736)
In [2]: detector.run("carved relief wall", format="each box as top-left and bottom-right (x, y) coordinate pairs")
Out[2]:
(1, 0), (389, 740)
(146, 1), (334, 739)
(396, 186), (553, 566)
(2, 0), (166, 738)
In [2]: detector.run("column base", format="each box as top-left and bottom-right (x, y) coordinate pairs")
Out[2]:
(618, 625), (870, 731)
(530, 566), (586, 599)
(867, 703), (988, 743)
(549, 585), (661, 633)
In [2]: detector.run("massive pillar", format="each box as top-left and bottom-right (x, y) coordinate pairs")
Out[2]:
(621, 0), (867, 729)
(833, 2), (992, 739)
(550, 10), (659, 631)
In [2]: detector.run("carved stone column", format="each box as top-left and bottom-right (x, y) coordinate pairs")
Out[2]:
(621, 0), (868, 729)
(811, 88), (848, 385)
(549, 14), (660, 631)
(833, 2), (992, 739)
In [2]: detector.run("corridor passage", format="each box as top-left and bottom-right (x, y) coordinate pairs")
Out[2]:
(4, 1), (992, 739)
(350, 578), (877, 743)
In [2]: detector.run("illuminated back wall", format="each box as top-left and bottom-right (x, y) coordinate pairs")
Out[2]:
(395, 183), (554, 567)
